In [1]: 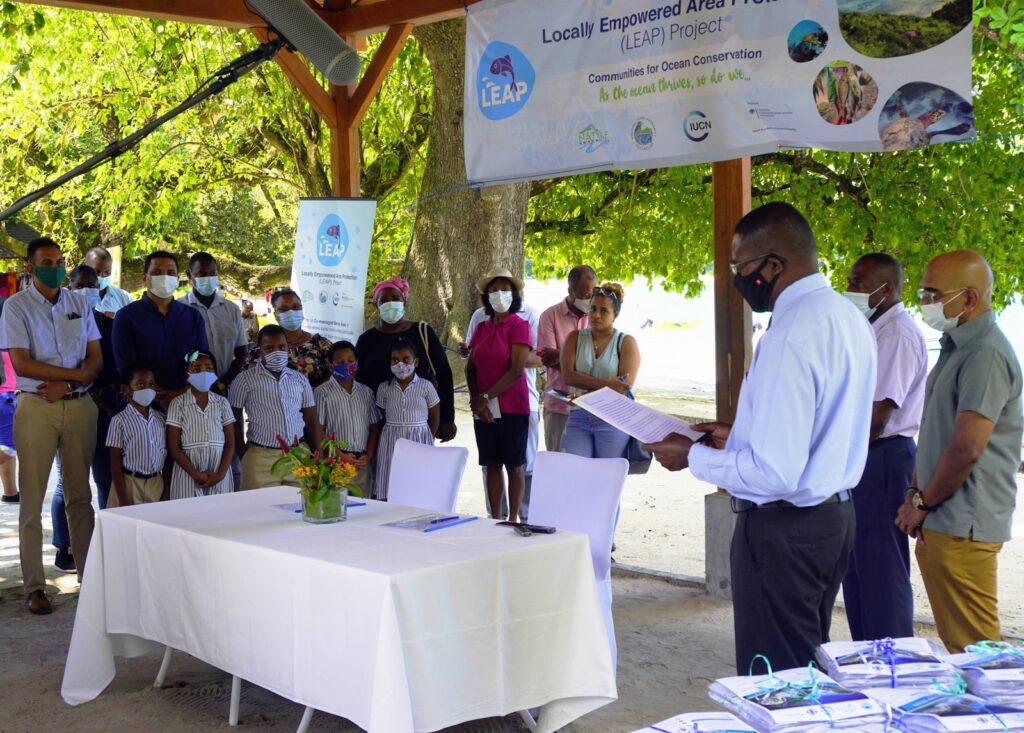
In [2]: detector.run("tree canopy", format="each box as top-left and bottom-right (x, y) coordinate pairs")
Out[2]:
(0, 1), (1021, 306)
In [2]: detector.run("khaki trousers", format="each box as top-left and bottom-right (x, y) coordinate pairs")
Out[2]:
(916, 527), (1003, 652)
(241, 445), (298, 491)
(107, 474), (163, 507)
(14, 393), (97, 593)
(543, 410), (569, 453)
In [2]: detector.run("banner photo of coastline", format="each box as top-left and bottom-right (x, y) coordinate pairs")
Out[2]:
(291, 198), (376, 343)
(464, 0), (974, 185)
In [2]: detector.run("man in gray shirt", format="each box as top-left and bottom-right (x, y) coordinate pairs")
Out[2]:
(896, 250), (1023, 652)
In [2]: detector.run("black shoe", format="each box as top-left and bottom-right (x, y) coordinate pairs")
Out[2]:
(1, 492), (18, 503)
(54, 548), (76, 573)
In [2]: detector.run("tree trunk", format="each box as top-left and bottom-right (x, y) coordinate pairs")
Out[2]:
(405, 19), (530, 355)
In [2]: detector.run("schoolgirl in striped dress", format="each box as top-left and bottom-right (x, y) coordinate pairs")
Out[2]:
(373, 339), (440, 500)
(166, 351), (236, 500)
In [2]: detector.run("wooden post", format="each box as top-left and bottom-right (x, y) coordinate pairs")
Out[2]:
(330, 84), (361, 198)
(705, 157), (752, 600)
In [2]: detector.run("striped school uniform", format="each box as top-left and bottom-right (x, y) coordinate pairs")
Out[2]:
(373, 375), (438, 501)
(315, 377), (381, 495)
(166, 390), (236, 500)
(106, 405), (167, 506)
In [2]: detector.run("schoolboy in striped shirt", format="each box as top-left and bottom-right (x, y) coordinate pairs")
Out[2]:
(229, 325), (322, 490)
(107, 365), (167, 506)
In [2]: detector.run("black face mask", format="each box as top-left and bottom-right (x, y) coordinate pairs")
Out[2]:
(733, 260), (779, 313)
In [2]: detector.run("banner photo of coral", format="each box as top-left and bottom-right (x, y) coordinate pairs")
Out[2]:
(463, 0), (974, 185)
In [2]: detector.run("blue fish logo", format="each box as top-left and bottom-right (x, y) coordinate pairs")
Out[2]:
(477, 42), (535, 121)
(316, 213), (349, 268)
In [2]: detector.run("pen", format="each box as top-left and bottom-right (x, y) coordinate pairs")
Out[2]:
(430, 515), (460, 524)
(424, 516), (478, 532)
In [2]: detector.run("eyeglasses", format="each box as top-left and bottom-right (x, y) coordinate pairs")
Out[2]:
(918, 287), (966, 305)
(730, 252), (785, 276)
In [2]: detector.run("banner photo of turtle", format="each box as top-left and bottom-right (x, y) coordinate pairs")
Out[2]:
(837, 0), (972, 58)
(878, 82), (975, 152)
(812, 61), (879, 126)
(788, 20), (829, 63)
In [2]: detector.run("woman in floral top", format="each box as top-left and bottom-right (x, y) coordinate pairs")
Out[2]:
(245, 289), (332, 387)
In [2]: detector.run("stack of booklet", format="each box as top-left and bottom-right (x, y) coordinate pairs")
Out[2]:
(948, 643), (1024, 707)
(629, 711), (756, 732)
(866, 687), (1024, 731)
(816, 637), (957, 690)
(708, 667), (888, 732)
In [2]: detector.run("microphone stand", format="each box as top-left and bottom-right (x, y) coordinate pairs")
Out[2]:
(0, 36), (286, 228)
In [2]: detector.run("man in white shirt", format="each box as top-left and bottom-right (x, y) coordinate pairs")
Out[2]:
(466, 301), (541, 521)
(841, 253), (927, 641)
(84, 247), (133, 316)
(0, 238), (103, 614)
(646, 203), (877, 672)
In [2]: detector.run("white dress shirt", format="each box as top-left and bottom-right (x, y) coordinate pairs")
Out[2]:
(871, 303), (927, 439)
(97, 285), (133, 314)
(689, 273), (877, 506)
(0, 286), (101, 392)
(468, 302), (540, 412)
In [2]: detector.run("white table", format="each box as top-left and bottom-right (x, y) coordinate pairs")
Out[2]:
(61, 487), (617, 732)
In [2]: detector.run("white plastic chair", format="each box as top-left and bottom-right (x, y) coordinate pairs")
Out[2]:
(386, 438), (469, 512)
(527, 451), (627, 672)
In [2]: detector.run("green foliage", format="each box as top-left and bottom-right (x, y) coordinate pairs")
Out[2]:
(839, 8), (967, 58)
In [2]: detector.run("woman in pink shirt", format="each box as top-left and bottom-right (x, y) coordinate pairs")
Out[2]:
(466, 268), (532, 522)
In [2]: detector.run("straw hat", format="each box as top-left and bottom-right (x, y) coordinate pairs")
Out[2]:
(475, 267), (525, 294)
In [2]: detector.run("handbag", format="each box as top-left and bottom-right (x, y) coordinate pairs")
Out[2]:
(417, 321), (440, 387)
(614, 332), (651, 475)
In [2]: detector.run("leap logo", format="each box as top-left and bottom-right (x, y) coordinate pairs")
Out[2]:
(684, 110), (711, 142)
(477, 42), (535, 120)
(316, 214), (348, 267)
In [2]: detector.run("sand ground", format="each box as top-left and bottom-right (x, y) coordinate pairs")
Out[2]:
(1, 405), (1022, 732)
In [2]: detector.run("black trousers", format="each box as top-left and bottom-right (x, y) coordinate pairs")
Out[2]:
(731, 499), (855, 674)
(842, 436), (916, 641)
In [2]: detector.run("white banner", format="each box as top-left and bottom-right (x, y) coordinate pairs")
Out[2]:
(291, 198), (376, 343)
(465, 0), (974, 185)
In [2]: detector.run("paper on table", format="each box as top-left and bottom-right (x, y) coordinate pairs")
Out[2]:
(572, 387), (703, 443)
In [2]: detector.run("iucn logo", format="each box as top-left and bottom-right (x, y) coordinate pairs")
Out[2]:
(685, 110), (711, 142)
(477, 42), (535, 120)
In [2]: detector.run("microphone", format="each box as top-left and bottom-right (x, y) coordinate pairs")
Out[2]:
(247, 0), (362, 86)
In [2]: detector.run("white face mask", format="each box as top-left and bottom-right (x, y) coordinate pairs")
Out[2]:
(148, 274), (179, 299)
(573, 298), (592, 314)
(378, 301), (405, 325)
(187, 371), (218, 393)
(132, 388), (156, 407)
(921, 289), (967, 332)
(193, 276), (218, 297)
(843, 284), (886, 320)
(488, 290), (513, 313)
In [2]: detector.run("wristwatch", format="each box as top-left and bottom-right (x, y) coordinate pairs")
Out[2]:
(909, 487), (935, 512)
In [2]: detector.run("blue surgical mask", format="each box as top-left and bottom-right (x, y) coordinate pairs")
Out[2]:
(277, 309), (304, 331)
(78, 287), (101, 311)
(193, 276), (218, 297)
(378, 301), (405, 325)
(98, 276), (112, 290)
(132, 388), (156, 407)
(187, 371), (218, 393)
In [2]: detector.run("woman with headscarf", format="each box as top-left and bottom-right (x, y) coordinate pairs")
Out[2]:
(355, 277), (457, 442)
(245, 288), (332, 387)
(466, 268), (532, 523)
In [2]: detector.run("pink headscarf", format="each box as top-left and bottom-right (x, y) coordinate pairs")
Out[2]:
(372, 277), (410, 302)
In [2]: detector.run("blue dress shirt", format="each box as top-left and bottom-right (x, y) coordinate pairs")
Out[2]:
(112, 293), (209, 391)
(689, 273), (878, 506)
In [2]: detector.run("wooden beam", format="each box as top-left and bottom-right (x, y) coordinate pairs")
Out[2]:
(348, 23), (412, 128)
(250, 27), (337, 126)
(330, 82), (361, 197)
(712, 158), (752, 424)
(335, 0), (480, 35)
(21, 0), (262, 27)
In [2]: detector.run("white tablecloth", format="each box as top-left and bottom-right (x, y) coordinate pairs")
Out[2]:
(61, 487), (616, 732)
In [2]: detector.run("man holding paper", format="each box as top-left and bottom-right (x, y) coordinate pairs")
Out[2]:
(645, 202), (877, 673)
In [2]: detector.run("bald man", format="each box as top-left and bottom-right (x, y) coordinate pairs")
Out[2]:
(841, 254), (928, 641)
(896, 250), (1022, 652)
(646, 202), (877, 672)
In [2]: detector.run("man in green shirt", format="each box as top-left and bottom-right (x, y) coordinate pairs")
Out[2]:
(896, 250), (1023, 652)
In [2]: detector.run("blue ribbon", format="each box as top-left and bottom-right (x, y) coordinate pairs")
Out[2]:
(931, 673), (1010, 733)
(870, 637), (898, 688)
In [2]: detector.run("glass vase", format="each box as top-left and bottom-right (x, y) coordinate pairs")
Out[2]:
(301, 486), (347, 524)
